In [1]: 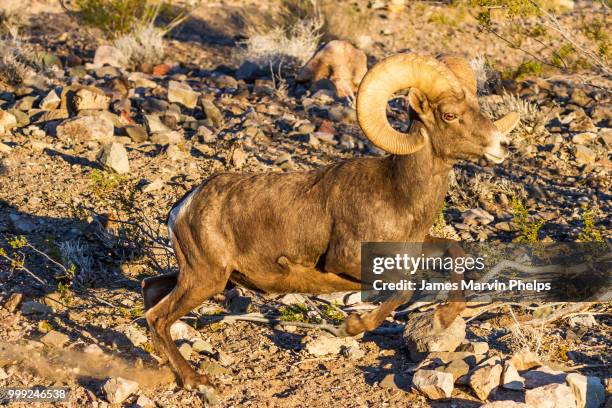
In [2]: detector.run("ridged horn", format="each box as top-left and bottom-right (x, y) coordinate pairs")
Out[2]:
(494, 111), (520, 135)
(357, 54), (463, 155)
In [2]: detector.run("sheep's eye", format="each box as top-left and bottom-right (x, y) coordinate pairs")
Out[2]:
(443, 113), (458, 122)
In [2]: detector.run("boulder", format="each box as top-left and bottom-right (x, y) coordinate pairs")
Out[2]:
(469, 363), (503, 400)
(57, 116), (114, 142)
(0, 110), (17, 134)
(509, 349), (541, 371)
(565, 373), (605, 408)
(526, 383), (577, 408)
(411, 369), (454, 400)
(502, 361), (524, 391)
(302, 335), (359, 357)
(39, 90), (61, 110)
(523, 365), (567, 389)
(40, 330), (70, 349)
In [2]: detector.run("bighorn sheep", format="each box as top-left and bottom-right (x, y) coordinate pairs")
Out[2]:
(142, 53), (520, 391)
(296, 40), (367, 98)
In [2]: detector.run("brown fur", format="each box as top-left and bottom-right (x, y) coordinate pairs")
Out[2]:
(142, 62), (518, 390)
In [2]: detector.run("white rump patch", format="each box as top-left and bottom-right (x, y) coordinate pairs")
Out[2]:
(167, 187), (199, 241)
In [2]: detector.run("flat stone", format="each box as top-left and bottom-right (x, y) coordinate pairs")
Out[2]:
(149, 131), (183, 145)
(436, 358), (470, 382)
(102, 377), (139, 404)
(135, 395), (155, 408)
(201, 99), (224, 128)
(192, 339), (214, 354)
(170, 321), (199, 341)
(39, 90), (61, 110)
(168, 81), (198, 109)
(572, 132), (597, 145)
(72, 87), (111, 112)
(231, 147), (247, 168)
(121, 325), (147, 347)
(574, 145), (596, 165)
(57, 116), (114, 142)
(97, 142), (130, 174)
(457, 341), (489, 355)
(509, 349), (541, 371)
(411, 369), (454, 400)
(178, 343), (192, 359)
(526, 383), (577, 408)
(523, 365), (566, 389)
(125, 125), (148, 142)
(40, 330), (70, 348)
(20, 300), (52, 315)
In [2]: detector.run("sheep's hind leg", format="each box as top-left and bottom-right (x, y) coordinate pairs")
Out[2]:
(145, 267), (228, 392)
(142, 273), (178, 363)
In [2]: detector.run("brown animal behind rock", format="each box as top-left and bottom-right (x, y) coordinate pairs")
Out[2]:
(142, 52), (520, 394)
(296, 40), (367, 98)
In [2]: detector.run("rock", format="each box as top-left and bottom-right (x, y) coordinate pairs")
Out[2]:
(0, 367), (8, 380)
(526, 383), (577, 408)
(71, 87), (111, 112)
(0, 110), (17, 134)
(168, 81), (198, 109)
(469, 363), (502, 400)
(93, 45), (126, 68)
(228, 295), (251, 313)
(14, 95), (38, 111)
(144, 114), (170, 133)
(125, 125), (148, 142)
(572, 132), (597, 145)
(122, 325), (147, 347)
(502, 361), (525, 391)
(57, 116), (114, 142)
(9, 213), (37, 234)
(567, 314), (597, 328)
(231, 146), (247, 168)
(411, 369), (454, 400)
(178, 343), (192, 359)
(135, 395), (155, 408)
(149, 131), (183, 145)
(170, 321), (199, 341)
(201, 99), (224, 128)
(0, 142), (11, 153)
(570, 88), (592, 107)
(212, 73), (238, 89)
(302, 335), (359, 357)
(379, 373), (410, 391)
(196, 125), (215, 143)
(142, 178), (164, 193)
(192, 339), (214, 354)
(98, 143), (130, 174)
(523, 365), (566, 389)
(574, 145), (596, 165)
(166, 144), (187, 161)
(403, 310), (466, 361)
(463, 208), (494, 225)
(509, 349), (541, 370)
(437, 358), (470, 381)
(39, 90), (61, 110)
(278, 293), (307, 305)
(569, 109), (597, 133)
(20, 300), (53, 315)
(565, 373), (605, 408)
(457, 341), (489, 355)
(102, 377), (139, 404)
(480, 402), (529, 408)
(40, 330), (70, 349)
(3, 293), (23, 312)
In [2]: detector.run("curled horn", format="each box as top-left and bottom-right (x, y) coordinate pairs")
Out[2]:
(356, 54), (463, 155)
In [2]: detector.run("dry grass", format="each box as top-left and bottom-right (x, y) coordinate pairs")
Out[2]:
(0, 0), (28, 29)
(59, 239), (95, 287)
(114, 24), (166, 69)
(449, 170), (526, 211)
(480, 92), (547, 142)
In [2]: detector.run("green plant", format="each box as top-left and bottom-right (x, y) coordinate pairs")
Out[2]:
(320, 303), (345, 324)
(278, 303), (311, 322)
(89, 169), (128, 197)
(512, 196), (544, 242)
(510, 60), (543, 80)
(578, 208), (602, 242)
(120, 304), (145, 319)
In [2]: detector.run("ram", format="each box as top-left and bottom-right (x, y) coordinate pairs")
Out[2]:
(142, 53), (520, 391)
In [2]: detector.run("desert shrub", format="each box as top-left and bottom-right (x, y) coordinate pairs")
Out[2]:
(114, 24), (165, 68)
(0, 0), (27, 29)
(512, 196), (544, 242)
(0, 36), (41, 86)
(67, 0), (193, 37)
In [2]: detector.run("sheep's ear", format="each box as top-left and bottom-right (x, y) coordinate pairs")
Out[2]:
(495, 111), (520, 135)
(408, 88), (432, 120)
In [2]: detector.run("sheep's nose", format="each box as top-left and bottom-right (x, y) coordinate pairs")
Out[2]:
(500, 136), (510, 148)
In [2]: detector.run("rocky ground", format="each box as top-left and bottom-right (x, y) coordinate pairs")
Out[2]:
(0, 0), (610, 407)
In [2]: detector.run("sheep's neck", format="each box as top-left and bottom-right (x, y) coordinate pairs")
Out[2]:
(387, 143), (452, 216)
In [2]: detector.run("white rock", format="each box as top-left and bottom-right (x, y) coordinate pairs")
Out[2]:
(192, 339), (214, 354)
(170, 321), (199, 341)
(121, 325), (148, 347)
(0, 142), (11, 153)
(93, 45), (126, 68)
(135, 394), (155, 408)
(523, 365), (566, 389)
(411, 369), (454, 400)
(303, 335), (359, 357)
(565, 373), (605, 408)
(168, 81), (198, 109)
(57, 116), (114, 142)
(509, 348), (541, 371)
(40, 330), (70, 349)
(525, 383), (577, 408)
(278, 293), (307, 305)
(83, 344), (104, 355)
(0, 367), (9, 380)
(103, 377), (139, 404)
(97, 142), (130, 174)
(567, 314), (597, 328)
